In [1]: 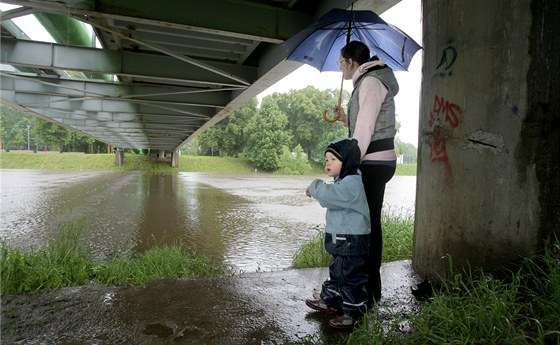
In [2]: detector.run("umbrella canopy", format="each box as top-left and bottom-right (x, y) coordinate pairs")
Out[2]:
(283, 8), (421, 72)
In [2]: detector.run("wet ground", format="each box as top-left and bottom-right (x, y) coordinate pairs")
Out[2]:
(1, 260), (422, 345)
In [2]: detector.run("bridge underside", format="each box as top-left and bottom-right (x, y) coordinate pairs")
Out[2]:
(0, 0), (398, 155)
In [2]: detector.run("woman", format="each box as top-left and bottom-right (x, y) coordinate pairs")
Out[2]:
(333, 40), (399, 306)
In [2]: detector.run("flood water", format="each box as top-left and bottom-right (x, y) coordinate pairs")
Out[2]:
(0, 170), (415, 273)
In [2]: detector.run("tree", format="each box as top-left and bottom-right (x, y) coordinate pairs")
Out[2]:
(220, 99), (257, 157)
(276, 144), (312, 175)
(197, 99), (258, 157)
(244, 98), (291, 171)
(395, 139), (418, 163)
(271, 86), (348, 162)
(0, 105), (33, 150)
(1, 104), (107, 153)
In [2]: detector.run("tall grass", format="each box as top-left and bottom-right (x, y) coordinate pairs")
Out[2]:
(292, 225), (333, 269)
(292, 207), (414, 268)
(1, 219), (228, 294)
(93, 245), (226, 285)
(1, 219), (90, 293)
(297, 239), (560, 345)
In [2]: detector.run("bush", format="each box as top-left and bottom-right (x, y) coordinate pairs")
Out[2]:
(276, 144), (313, 175)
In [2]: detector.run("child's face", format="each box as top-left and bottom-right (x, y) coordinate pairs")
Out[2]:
(325, 152), (342, 178)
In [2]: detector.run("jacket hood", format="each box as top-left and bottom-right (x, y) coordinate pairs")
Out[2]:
(326, 138), (361, 180)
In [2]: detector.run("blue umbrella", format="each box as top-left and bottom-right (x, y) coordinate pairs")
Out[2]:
(282, 8), (421, 122)
(283, 8), (421, 72)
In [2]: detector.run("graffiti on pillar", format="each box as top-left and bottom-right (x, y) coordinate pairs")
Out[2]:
(427, 95), (464, 186)
(430, 95), (462, 129)
(435, 45), (457, 77)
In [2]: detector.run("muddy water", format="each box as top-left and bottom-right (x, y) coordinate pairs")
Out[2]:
(0, 170), (415, 273)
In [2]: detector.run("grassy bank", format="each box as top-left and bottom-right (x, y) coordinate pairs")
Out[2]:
(0, 151), (417, 176)
(0, 219), (228, 294)
(293, 207), (414, 268)
(297, 239), (560, 345)
(293, 211), (559, 345)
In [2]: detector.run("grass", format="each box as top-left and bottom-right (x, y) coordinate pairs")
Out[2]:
(0, 219), (228, 294)
(0, 152), (256, 174)
(292, 207), (414, 268)
(292, 212), (559, 345)
(0, 151), (417, 176)
(296, 239), (560, 345)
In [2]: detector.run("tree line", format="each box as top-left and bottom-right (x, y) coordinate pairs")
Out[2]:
(188, 86), (417, 171)
(0, 105), (108, 153)
(0, 86), (417, 172)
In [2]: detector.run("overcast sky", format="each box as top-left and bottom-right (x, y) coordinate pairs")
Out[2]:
(258, 0), (423, 146)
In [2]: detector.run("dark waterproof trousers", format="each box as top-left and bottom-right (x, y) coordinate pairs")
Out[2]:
(360, 162), (395, 305)
(320, 254), (369, 319)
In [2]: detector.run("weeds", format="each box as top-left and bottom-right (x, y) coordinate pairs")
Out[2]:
(292, 225), (333, 269)
(295, 239), (560, 345)
(1, 219), (228, 294)
(292, 206), (414, 269)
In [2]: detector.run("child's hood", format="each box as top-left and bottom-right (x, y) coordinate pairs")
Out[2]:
(326, 138), (361, 180)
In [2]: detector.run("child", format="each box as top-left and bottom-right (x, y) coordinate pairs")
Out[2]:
(305, 138), (371, 329)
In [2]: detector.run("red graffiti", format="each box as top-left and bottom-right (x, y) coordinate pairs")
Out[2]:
(430, 95), (463, 128)
(427, 95), (462, 186)
(428, 124), (453, 185)
(429, 125), (448, 162)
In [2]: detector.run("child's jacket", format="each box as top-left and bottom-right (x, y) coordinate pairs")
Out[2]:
(308, 139), (371, 256)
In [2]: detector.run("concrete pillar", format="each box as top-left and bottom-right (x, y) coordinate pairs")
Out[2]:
(114, 148), (124, 166)
(171, 150), (180, 168)
(414, 0), (559, 280)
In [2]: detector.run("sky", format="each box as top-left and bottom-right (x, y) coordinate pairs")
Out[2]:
(258, 0), (423, 146)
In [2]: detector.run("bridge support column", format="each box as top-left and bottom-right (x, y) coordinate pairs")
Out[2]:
(413, 0), (559, 281)
(114, 148), (124, 166)
(171, 150), (180, 168)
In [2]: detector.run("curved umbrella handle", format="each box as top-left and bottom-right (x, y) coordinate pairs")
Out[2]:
(323, 97), (342, 123)
(322, 82), (344, 123)
(323, 108), (340, 123)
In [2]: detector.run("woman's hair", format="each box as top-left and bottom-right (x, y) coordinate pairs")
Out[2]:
(340, 40), (379, 64)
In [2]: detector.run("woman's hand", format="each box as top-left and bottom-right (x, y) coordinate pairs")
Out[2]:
(334, 106), (348, 126)
(305, 186), (311, 197)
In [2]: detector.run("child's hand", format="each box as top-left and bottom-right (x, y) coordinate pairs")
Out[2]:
(305, 186), (311, 197)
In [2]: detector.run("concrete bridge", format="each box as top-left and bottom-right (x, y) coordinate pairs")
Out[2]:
(1, 0), (558, 287)
(0, 0), (399, 165)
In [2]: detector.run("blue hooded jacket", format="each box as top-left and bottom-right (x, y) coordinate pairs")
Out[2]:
(308, 138), (371, 256)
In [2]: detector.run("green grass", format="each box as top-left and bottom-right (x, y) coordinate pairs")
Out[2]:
(296, 239), (560, 345)
(0, 219), (228, 294)
(0, 151), (417, 176)
(292, 207), (414, 269)
(292, 226), (333, 269)
(0, 152), (256, 174)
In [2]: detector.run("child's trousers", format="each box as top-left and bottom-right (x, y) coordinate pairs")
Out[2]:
(320, 254), (369, 319)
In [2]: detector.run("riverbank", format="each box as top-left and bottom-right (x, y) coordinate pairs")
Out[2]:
(0, 151), (417, 175)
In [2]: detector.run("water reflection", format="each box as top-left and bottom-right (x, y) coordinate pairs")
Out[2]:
(0, 170), (415, 273)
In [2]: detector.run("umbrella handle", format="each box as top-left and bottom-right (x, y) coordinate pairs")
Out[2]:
(323, 76), (345, 123)
(323, 109), (340, 123)
(322, 95), (343, 124)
